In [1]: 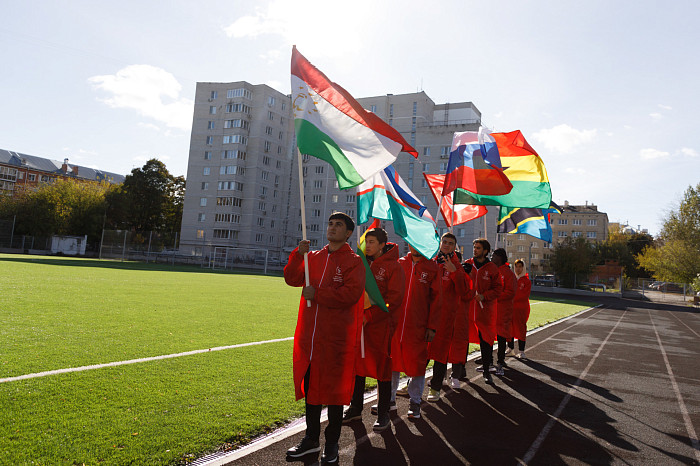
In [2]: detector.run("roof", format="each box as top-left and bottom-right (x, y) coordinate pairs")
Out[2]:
(0, 149), (125, 184)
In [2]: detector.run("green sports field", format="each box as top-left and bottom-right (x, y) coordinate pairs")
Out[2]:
(0, 254), (596, 465)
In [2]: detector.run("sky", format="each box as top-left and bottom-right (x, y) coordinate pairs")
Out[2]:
(1, 0), (698, 236)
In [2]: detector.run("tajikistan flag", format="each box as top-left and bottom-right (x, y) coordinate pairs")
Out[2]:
(357, 165), (440, 260)
(291, 46), (417, 189)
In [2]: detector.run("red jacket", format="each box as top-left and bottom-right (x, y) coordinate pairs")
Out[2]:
(464, 258), (502, 345)
(284, 243), (365, 405)
(496, 264), (517, 339)
(355, 243), (406, 381)
(391, 253), (442, 377)
(428, 254), (469, 364)
(512, 273), (532, 340)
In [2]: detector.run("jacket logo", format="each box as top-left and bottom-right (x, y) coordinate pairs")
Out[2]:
(333, 266), (344, 283)
(419, 271), (429, 284)
(376, 268), (386, 281)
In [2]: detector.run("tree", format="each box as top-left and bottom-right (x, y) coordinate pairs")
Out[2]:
(597, 229), (654, 279)
(637, 183), (700, 284)
(551, 237), (598, 288)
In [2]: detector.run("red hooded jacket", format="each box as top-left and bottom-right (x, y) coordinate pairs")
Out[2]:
(355, 243), (405, 381)
(496, 263), (517, 339)
(512, 273), (532, 340)
(464, 258), (502, 345)
(391, 253), (442, 377)
(284, 243), (365, 405)
(428, 254), (469, 364)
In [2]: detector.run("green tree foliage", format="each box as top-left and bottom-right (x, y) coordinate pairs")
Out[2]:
(596, 229), (654, 279)
(551, 237), (598, 288)
(637, 183), (700, 284)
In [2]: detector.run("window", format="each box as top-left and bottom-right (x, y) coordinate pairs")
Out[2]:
(225, 103), (250, 113)
(273, 190), (278, 198)
(222, 150), (246, 160)
(312, 209), (321, 217)
(389, 104), (394, 116)
(412, 102), (417, 115)
(507, 241), (513, 247)
(28, 173), (36, 181)
(344, 195), (354, 203)
(207, 121), (215, 129)
(440, 162), (448, 171)
(210, 90), (218, 99)
(255, 233), (264, 243)
(587, 231), (597, 238)
(265, 126), (273, 135)
(270, 220), (275, 228)
(209, 106), (216, 114)
(517, 245), (525, 252)
(558, 219), (568, 225)
(268, 96), (276, 106)
(276, 160), (281, 169)
(258, 201), (266, 211)
(201, 182), (208, 190)
(332, 195), (338, 203)
(422, 163), (430, 171)
(423, 147), (431, 156)
(572, 231), (582, 238)
(219, 166), (245, 175)
(278, 131), (283, 140)
(587, 219), (598, 226)
(200, 198), (207, 207)
(272, 205), (277, 213)
(226, 88), (251, 99)
(204, 151), (212, 160)
(268, 111), (274, 121)
(558, 231), (568, 237)
(274, 175), (280, 185)
(314, 180), (323, 188)
(370, 104), (377, 112)
(281, 102), (286, 111)
(214, 229), (239, 240)
(264, 141), (271, 152)
(572, 219), (582, 226)
(223, 135), (247, 145)
(215, 213), (240, 223)
(420, 195), (427, 204)
(202, 167), (210, 176)
(441, 146), (450, 157)
(315, 166), (324, 174)
(260, 186), (268, 196)
(261, 171), (270, 181)
(532, 253), (539, 259)
(197, 213), (205, 222)
(257, 218), (265, 227)
(309, 224), (320, 232)
(217, 181), (244, 191)
(205, 136), (214, 145)
(312, 195), (322, 203)
(421, 179), (428, 188)
(263, 156), (270, 166)
(458, 228), (465, 238)
(531, 242), (538, 248)
(196, 229), (205, 239)
(224, 119), (249, 130)
(216, 196), (242, 207)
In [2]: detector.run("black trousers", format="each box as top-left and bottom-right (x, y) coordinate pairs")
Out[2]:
(430, 361), (448, 390)
(507, 338), (526, 351)
(350, 375), (391, 416)
(497, 335), (507, 365)
(304, 367), (342, 444)
(479, 331), (493, 372)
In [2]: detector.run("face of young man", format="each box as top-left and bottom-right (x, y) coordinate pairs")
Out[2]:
(491, 254), (504, 267)
(408, 244), (422, 258)
(364, 236), (385, 258)
(440, 237), (456, 255)
(472, 242), (487, 260)
(515, 263), (524, 275)
(326, 219), (351, 243)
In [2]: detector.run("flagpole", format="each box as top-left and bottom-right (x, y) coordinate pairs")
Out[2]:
(297, 148), (312, 308)
(449, 192), (454, 233)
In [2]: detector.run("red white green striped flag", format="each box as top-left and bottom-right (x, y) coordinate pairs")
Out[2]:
(291, 46), (417, 189)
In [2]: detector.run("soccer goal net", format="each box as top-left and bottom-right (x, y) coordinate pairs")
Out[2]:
(210, 247), (271, 273)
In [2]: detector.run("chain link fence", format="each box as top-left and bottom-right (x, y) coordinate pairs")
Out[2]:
(622, 278), (695, 303)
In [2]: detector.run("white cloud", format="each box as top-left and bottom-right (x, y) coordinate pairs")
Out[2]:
(88, 65), (193, 131)
(611, 153), (622, 159)
(649, 112), (663, 120)
(623, 125), (633, 130)
(564, 167), (586, 174)
(640, 148), (670, 160)
(532, 124), (597, 154)
(680, 147), (699, 157)
(493, 112), (503, 119)
(138, 122), (161, 132)
(658, 104), (672, 110)
(265, 79), (283, 91)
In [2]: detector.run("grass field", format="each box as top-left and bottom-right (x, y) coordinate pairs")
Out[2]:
(1, 254), (597, 465)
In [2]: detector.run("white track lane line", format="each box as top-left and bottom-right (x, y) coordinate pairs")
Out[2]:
(520, 309), (627, 464)
(0, 337), (293, 384)
(648, 310), (700, 463)
(667, 311), (700, 339)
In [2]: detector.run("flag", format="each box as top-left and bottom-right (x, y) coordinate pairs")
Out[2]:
(356, 218), (388, 312)
(423, 173), (488, 227)
(497, 201), (561, 243)
(291, 46), (417, 189)
(453, 130), (551, 208)
(357, 165), (440, 259)
(442, 127), (513, 196)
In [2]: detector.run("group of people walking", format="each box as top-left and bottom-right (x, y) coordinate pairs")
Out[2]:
(283, 212), (532, 463)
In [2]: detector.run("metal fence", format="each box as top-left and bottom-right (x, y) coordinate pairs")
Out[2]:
(99, 229), (180, 262)
(622, 278), (695, 303)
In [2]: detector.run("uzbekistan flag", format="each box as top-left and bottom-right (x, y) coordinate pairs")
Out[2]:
(442, 127), (513, 196)
(454, 130), (552, 209)
(356, 218), (388, 312)
(497, 201), (561, 243)
(423, 173), (488, 227)
(291, 46), (417, 189)
(357, 165), (440, 260)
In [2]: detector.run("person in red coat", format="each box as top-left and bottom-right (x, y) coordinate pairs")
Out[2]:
(391, 244), (441, 419)
(342, 228), (405, 432)
(427, 233), (468, 401)
(463, 238), (502, 384)
(509, 259), (532, 359)
(492, 248), (516, 375)
(284, 212), (365, 463)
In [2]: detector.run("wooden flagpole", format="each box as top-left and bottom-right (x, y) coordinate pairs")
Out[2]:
(297, 148), (312, 307)
(449, 192), (455, 233)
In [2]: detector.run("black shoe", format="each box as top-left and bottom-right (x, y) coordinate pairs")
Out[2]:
(373, 413), (391, 432)
(474, 357), (483, 365)
(483, 373), (494, 385)
(286, 436), (320, 458)
(407, 401), (421, 419)
(342, 406), (362, 424)
(371, 400), (396, 415)
(321, 442), (339, 463)
(499, 360), (508, 368)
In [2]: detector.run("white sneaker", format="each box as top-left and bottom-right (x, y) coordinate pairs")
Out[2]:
(504, 347), (513, 357)
(427, 388), (440, 402)
(516, 351), (526, 359)
(451, 378), (460, 389)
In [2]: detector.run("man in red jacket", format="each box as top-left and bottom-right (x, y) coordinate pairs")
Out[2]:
(492, 248), (516, 376)
(390, 244), (441, 419)
(463, 238), (502, 384)
(427, 233), (468, 401)
(284, 212), (365, 463)
(342, 228), (405, 432)
(509, 259), (532, 359)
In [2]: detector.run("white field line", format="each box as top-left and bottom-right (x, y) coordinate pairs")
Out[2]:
(0, 337), (294, 384)
(648, 310), (700, 463)
(520, 310), (627, 464)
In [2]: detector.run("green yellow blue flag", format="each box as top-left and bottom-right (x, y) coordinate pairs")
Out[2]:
(356, 218), (388, 311)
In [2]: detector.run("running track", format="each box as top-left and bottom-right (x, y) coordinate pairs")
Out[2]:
(207, 296), (700, 465)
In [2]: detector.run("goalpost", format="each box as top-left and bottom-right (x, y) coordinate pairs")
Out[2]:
(210, 247), (270, 274)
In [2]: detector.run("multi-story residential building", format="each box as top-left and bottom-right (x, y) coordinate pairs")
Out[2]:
(179, 82), (295, 259)
(0, 149), (124, 195)
(180, 84), (501, 261)
(499, 200), (609, 274)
